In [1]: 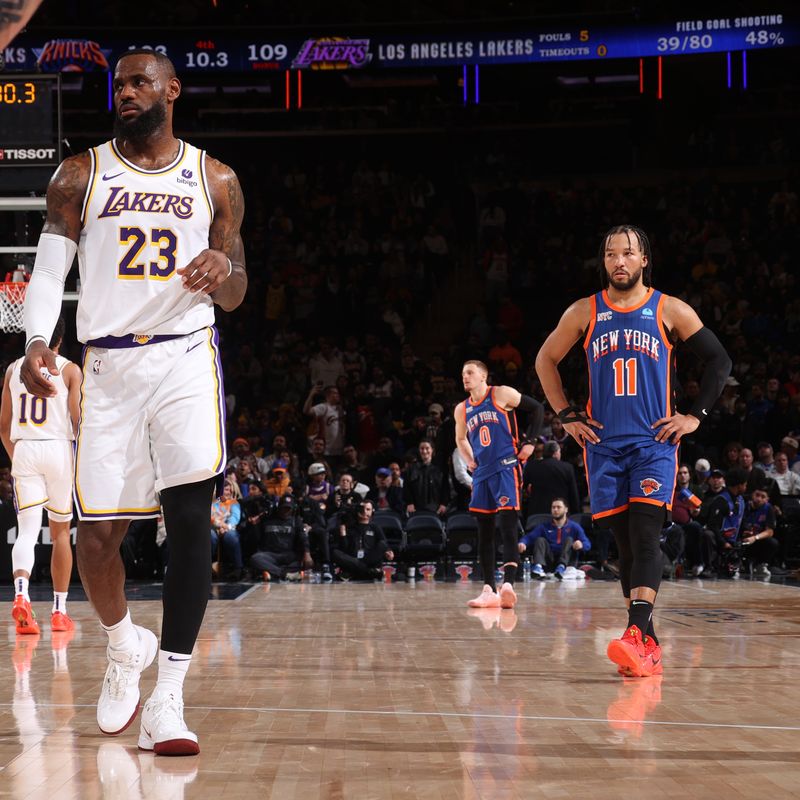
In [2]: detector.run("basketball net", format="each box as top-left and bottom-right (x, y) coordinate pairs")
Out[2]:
(0, 283), (27, 333)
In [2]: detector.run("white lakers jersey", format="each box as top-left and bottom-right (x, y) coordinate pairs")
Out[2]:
(9, 355), (74, 442)
(77, 139), (216, 342)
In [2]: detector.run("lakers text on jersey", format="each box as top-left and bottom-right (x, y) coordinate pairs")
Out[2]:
(77, 139), (216, 343)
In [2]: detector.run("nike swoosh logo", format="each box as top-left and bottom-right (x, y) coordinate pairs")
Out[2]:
(167, 655), (192, 662)
(186, 341), (204, 354)
(102, 172), (124, 181)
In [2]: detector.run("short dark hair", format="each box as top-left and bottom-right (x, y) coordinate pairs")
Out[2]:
(598, 225), (653, 288)
(551, 496), (568, 509)
(543, 441), (560, 458)
(725, 468), (748, 487)
(116, 48), (177, 80)
(49, 316), (65, 349)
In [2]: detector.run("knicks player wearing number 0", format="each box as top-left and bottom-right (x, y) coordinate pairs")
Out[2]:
(455, 360), (536, 611)
(0, 318), (80, 637)
(20, 50), (247, 755)
(535, 226), (730, 678)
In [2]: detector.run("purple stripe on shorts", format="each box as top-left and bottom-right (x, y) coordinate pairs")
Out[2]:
(86, 332), (186, 349)
(209, 326), (227, 475)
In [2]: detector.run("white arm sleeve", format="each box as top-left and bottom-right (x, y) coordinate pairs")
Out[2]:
(23, 233), (77, 350)
(452, 449), (473, 488)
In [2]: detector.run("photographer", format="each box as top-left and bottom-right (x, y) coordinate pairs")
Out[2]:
(296, 494), (334, 581)
(237, 481), (273, 565)
(250, 494), (313, 582)
(332, 499), (394, 581)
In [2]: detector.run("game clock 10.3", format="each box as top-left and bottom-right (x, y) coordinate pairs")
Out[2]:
(0, 75), (61, 168)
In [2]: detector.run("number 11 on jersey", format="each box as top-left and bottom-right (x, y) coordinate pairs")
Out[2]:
(612, 357), (637, 396)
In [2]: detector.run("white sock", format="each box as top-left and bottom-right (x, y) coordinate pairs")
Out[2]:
(101, 609), (138, 652)
(14, 576), (30, 600)
(153, 649), (192, 698)
(52, 592), (68, 615)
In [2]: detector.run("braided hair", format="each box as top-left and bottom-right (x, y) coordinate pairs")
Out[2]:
(597, 225), (653, 288)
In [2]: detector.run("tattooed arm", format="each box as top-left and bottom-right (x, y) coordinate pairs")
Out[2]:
(177, 156), (247, 312)
(20, 154), (89, 397)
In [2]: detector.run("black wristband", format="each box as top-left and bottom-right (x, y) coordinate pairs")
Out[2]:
(557, 406), (588, 424)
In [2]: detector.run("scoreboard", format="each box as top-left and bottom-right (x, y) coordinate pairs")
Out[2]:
(0, 74), (61, 167)
(1, 13), (794, 72)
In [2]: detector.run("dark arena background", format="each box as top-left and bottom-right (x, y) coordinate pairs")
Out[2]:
(1, 2), (799, 797)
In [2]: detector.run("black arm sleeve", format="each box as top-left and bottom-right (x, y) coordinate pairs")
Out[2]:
(516, 394), (541, 413)
(683, 327), (732, 421)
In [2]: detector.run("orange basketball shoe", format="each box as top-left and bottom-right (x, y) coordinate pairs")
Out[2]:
(467, 585), (501, 608)
(12, 596), (40, 635)
(607, 625), (657, 677)
(51, 611), (75, 632)
(617, 636), (663, 677)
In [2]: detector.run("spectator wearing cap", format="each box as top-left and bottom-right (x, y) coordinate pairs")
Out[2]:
(522, 440), (580, 517)
(305, 463), (334, 514)
(367, 467), (405, 515)
(250, 494), (313, 583)
(227, 437), (268, 478)
(720, 375), (741, 415)
(264, 459), (292, 499)
(780, 436), (800, 474)
(755, 442), (776, 474)
(426, 403), (444, 443)
(693, 458), (712, 494)
(772, 452), (800, 497)
(689, 468), (748, 577)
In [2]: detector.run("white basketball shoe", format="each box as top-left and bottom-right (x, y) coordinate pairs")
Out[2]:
(97, 625), (158, 735)
(138, 691), (199, 756)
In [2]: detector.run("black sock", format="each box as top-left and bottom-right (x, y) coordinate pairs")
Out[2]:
(503, 563), (517, 585)
(646, 616), (659, 645)
(627, 599), (653, 636)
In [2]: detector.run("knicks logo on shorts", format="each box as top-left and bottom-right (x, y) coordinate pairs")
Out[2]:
(640, 478), (662, 496)
(499, 495), (510, 506)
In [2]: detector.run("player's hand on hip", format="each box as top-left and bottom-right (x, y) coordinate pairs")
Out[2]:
(564, 418), (602, 446)
(21, 341), (58, 398)
(652, 413), (699, 444)
(178, 249), (231, 295)
(517, 443), (534, 464)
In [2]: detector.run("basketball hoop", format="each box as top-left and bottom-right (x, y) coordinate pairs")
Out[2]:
(0, 282), (27, 333)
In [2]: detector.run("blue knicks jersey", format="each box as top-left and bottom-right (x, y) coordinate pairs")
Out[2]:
(584, 288), (673, 451)
(464, 388), (518, 480)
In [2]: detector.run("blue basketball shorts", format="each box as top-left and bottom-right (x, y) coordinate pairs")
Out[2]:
(469, 467), (521, 514)
(584, 440), (678, 520)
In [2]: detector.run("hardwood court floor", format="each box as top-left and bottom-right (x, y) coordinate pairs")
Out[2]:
(2, 576), (800, 799)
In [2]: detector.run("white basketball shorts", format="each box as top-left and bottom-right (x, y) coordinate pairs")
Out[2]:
(74, 327), (226, 521)
(12, 438), (74, 522)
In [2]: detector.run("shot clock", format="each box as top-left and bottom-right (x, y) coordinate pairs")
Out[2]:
(0, 75), (61, 167)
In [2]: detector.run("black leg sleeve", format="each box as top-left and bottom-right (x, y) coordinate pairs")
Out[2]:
(628, 502), (667, 593)
(498, 510), (520, 584)
(160, 477), (216, 655)
(476, 513), (497, 590)
(607, 510), (632, 598)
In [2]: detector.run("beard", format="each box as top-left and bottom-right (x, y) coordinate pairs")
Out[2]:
(113, 99), (167, 141)
(607, 266), (643, 291)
